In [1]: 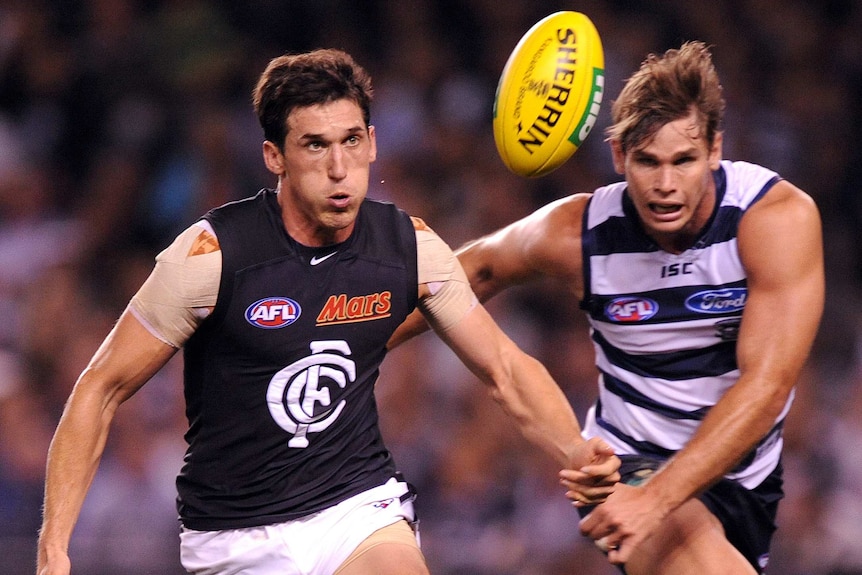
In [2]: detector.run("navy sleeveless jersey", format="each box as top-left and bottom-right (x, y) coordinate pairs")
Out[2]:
(177, 190), (418, 530)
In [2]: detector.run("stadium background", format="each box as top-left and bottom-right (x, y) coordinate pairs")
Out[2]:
(1, 0), (860, 573)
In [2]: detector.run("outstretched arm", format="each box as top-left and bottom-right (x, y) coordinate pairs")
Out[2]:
(37, 309), (178, 575)
(431, 297), (618, 496)
(407, 212), (616, 499)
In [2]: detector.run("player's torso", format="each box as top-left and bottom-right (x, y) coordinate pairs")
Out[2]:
(579, 161), (787, 486)
(178, 191), (418, 529)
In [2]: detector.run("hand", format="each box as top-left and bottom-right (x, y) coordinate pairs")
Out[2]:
(37, 549), (72, 575)
(578, 483), (667, 565)
(559, 437), (620, 505)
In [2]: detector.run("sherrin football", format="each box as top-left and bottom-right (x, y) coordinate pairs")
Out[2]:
(493, 11), (605, 177)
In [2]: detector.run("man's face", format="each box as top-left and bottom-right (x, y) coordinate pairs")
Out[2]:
(612, 110), (722, 254)
(263, 98), (376, 246)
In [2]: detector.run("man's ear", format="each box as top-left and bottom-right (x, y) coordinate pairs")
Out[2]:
(709, 132), (723, 171)
(367, 125), (377, 163)
(610, 139), (626, 175)
(262, 140), (285, 176)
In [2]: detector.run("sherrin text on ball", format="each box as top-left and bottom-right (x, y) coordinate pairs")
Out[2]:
(493, 11), (604, 177)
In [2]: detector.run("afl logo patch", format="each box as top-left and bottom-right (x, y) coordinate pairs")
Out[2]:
(605, 297), (658, 322)
(685, 288), (747, 314)
(245, 297), (301, 329)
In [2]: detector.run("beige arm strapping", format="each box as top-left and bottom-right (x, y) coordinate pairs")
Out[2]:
(129, 223), (221, 348)
(415, 221), (478, 333)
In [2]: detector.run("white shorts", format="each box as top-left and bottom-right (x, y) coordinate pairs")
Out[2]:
(179, 477), (419, 575)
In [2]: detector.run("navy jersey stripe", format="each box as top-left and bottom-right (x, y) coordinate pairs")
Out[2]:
(584, 279), (748, 324)
(594, 400), (676, 457)
(601, 371), (711, 420)
(580, 196), (595, 310)
(594, 399), (784, 473)
(593, 329), (739, 380)
(589, 214), (656, 255)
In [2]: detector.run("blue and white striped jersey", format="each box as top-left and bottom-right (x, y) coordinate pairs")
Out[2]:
(580, 160), (788, 488)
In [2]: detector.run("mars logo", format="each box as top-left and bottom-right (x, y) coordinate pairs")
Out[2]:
(246, 297), (301, 329)
(605, 296), (658, 322)
(266, 340), (356, 448)
(316, 291), (392, 326)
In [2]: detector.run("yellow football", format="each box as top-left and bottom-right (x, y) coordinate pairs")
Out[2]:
(493, 11), (605, 178)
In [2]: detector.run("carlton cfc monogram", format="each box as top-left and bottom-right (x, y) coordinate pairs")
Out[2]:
(266, 340), (356, 448)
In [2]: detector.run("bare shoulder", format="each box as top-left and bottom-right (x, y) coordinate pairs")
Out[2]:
(741, 179), (820, 237)
(518, 193), (592, 268)
(455, 193), (591, 298)
(526, 192), (592, 231)
(739, 180), (822, 278)
(482, 192), (592, 291)
(749, 179), (818, 213)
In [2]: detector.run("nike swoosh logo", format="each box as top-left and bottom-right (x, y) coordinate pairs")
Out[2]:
(310, 252), (338, 266)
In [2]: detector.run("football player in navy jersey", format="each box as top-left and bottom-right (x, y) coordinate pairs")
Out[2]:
(36, 49), (619, 575)
(391, 41), (824, 574)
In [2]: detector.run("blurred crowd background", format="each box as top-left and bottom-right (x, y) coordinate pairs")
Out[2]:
(1, 0), (861, 573)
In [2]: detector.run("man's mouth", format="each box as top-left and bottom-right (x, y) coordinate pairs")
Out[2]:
(650, 203), (682, 215)
(328, 193), (351, 209)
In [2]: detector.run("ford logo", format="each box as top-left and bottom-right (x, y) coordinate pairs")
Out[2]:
(685, 288), (747, 314)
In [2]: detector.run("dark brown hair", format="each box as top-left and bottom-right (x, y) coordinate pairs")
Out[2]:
(252, 48), (374, 149)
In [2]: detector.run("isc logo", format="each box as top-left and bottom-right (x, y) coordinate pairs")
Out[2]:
(246, 297), (301, 329)
(605, 296), (658, 322)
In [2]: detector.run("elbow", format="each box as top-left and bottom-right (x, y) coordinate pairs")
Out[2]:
(70, 366), (131, 416)
(471, 265), (501, 303)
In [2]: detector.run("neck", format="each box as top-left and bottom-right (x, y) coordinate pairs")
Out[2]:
(275, 185), (355, 247)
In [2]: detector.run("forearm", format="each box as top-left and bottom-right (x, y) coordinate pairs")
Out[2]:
(432, 304), (583, 467)
(485, 343), (586, 468)
(38, 376), (119, 562)
(38, 298), (178, 574)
